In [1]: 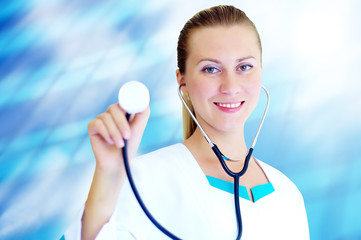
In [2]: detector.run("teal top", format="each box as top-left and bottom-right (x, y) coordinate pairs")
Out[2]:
(206, 175), (275, 202)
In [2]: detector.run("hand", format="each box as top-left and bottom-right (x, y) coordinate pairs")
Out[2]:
(87, 103), (150, 172)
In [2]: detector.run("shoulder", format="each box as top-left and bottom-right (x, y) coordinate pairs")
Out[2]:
(255, 160), (309, 239)
(130, 143), (193, 175)
(124, 143), (198, 199)
(137, 143), (187, 158)
(257, 159), (303, 199)
(134, 143), (188, 164)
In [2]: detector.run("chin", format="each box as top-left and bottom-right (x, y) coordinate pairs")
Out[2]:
(215, 119), (246, 133)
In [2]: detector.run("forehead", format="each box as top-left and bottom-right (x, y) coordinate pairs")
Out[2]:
(187, 25), (261, 62)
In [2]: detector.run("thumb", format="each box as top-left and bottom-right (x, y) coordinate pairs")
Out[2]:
(127, 106), (151, 159)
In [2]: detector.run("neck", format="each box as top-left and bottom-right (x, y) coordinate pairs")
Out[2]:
(184, 126), (248, 163)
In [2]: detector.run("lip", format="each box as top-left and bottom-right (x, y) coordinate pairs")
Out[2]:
(214, 101), (245, 113)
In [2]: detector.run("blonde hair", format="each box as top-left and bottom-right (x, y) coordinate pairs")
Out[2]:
(177, 5), (262, 140)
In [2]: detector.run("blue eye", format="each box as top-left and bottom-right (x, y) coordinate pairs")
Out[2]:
(203, 66), (220, 73)
(239, 64), (253, 71)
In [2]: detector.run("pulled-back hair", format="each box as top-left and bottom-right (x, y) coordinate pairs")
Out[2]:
(177, 5), (262, 140)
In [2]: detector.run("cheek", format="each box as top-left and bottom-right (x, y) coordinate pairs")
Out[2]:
(246, 71), (262, 95)
(245, 72), (262, 110)
(249, 83), (262, 99)
(188, 77), (214, 100)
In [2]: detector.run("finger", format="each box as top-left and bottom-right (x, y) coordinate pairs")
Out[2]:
(88, 118), (114, 145)
(125, 106), (150, 159)
(102, 112), (125, 148)
(129, 106), (151, 133)
(108, 103), (131, 139)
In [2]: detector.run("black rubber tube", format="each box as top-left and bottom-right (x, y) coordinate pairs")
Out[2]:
(124, 113), (253, 239)
(122, 113), (181, 239)
(122, 140), (181, 239)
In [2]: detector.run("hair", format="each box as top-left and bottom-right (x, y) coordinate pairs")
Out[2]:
(177, 5), (262, 140)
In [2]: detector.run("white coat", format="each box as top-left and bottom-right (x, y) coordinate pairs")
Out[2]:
(65, 143), (309, 240)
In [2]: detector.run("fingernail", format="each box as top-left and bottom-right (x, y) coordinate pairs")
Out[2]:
(123, 130), (130, 139)
(117, 139), (124, 148)
(108, 138), (114, 144)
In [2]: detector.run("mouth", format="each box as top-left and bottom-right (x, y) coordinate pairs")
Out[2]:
(213, 101), (245, 113)
(214, 101), (245, 109)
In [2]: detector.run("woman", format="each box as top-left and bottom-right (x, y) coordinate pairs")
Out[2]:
(65, 5), (309, 240)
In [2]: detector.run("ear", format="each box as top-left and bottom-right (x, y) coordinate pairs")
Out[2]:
(176, 69), (184, 85)
(176, 69), (188, 94)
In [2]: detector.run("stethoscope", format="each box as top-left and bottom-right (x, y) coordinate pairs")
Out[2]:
(178, 83), (270, 240)
(119, 81), (270, 240)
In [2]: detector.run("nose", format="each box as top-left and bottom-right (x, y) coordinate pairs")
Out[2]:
(219, 72), (241, 95)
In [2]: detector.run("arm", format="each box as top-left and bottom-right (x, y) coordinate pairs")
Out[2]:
(81, 103), (150, 240)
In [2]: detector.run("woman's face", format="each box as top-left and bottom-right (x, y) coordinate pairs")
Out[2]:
(177, 24), (262, 134)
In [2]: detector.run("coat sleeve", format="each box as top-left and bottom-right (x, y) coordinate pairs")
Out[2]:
(63, 205), (136, 240)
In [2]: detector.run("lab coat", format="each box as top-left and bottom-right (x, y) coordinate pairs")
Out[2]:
(64, 143), (309, 240)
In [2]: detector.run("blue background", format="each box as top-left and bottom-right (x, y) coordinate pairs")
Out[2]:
(1, 0), (361, 239)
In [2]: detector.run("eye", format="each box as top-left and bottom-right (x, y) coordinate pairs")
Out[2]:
(238, 64), (253, 71)
(202, 66), (220, 74)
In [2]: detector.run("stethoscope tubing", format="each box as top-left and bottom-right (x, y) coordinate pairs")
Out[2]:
(212, 144), (254, 240)
(123, 113), (181, 240)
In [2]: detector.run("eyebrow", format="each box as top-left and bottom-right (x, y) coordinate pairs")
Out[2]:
(197, 56), (256, 65)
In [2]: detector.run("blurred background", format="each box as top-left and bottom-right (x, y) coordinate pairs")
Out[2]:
(1, 0), (360, 239)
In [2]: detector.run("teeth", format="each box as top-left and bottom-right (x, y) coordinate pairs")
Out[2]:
(218, 102), (241, 108)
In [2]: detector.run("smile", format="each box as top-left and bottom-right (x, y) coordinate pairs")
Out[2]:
(214, 101), (245, 113)
(214, 101), (244, 109)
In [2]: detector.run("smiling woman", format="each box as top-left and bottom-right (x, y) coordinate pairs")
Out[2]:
(177, 25), (262, 136)
(64, 5), (309, 240)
